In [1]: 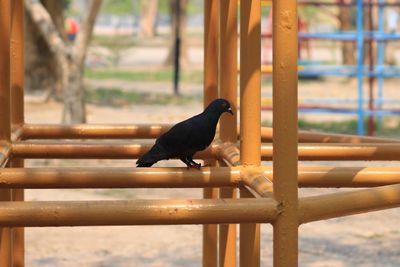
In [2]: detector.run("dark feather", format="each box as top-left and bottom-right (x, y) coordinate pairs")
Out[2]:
(136, 98), (233, 168)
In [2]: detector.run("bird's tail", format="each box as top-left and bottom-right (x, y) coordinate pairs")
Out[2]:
(136, 144), (164, 167)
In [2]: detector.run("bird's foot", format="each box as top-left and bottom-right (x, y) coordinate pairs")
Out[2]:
(186, 162), (202, 169)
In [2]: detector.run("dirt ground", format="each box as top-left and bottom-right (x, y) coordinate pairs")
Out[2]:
(24, 94), (400, 267)
(20, 40), (400, 266)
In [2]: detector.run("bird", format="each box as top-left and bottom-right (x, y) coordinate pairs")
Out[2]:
(136, 98), (233, 168)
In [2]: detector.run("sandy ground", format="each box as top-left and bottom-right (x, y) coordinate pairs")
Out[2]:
(21, 42), (400, 266)
(23, 96), (400, 267)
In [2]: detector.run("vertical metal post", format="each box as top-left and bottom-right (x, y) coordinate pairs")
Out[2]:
(272, 0), (299, 266)
(10, 0), (25, 266)
(219, 1), (238, 266)
(240, 0), (261, 266)
(203, 1), (219, 266)
(0, 0), (13, 266)
(376, 0), (385, 126)
(240, 188), (260, 267)
(356, 0), (365, 135)
(367, 0), (375, 136)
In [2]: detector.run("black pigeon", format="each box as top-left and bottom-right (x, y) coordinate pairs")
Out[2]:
(136, 98), (233, 168)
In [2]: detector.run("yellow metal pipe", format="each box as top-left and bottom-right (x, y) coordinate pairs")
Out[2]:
(12, 141), (217, 159)
(0, 0), (11, 143)
(240, 0), (261, 266)
(3, 165), (400, 189)
(298, 184), (400, 224)
(0, 144), (11, 168)
(261, 143), (400, 160)
(0, 1), (13, 265)
(22, 123), (171, 139)
(272, 0), (299, 265)
(0, 198), (279, 227)
(218, 141), (240, 166)
(203, 188), (218, 267)
(0, 167), (241, 188)
(240, 0), (261, 166)
(220, 0), (237, 144)
(242, 166), (273, 198)
(239, 187), (260, 267)
(203, 0), (219, 265)
(10, 0), (24, 130)
(260, 127), (400, 144)
(219, 186), (237, 267)
(262, 166), (400, 187)
(297, 166), (400, 187)
(10, 1), (25, 263)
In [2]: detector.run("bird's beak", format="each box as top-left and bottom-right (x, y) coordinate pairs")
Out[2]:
(227, 107), (233, 115)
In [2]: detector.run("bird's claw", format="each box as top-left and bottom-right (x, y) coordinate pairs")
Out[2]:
(186, 162), (202, 169)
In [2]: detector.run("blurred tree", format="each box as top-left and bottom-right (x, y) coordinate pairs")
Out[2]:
(25, 1), (66, 97)
(138, 0), (158, 38)
(25, 0), (102, 123)
(165, 0), (189, 66)
(338, 1), (356, 65)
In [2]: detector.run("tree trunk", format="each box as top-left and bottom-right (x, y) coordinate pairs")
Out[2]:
(24, 0), (65, 96)
(338, 2), (356, 65)
(25, 0), (102, 124)
(165, 0), (189, 66)
(138, 0), (158, 38)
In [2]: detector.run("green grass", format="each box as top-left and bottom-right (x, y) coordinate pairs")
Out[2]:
(85, 68), (204, 84)
(91, 35), (138, 50)
(86, 87), (201, 106)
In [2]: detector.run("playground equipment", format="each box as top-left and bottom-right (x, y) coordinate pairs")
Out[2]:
(262, 0), (400, 135)
(1, 0), (400, 266)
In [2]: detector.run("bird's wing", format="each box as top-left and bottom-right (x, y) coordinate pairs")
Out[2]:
(157, 114), (212, 156)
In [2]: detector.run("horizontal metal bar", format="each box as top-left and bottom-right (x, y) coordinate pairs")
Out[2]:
(11, 141), (216, 159)
(260, 127), (399, 143)
(298, 184), (400, 224)
(22, 124), (171, 139)
(298, 1), (400, 7)
(0, 167), (241, 188)
(0, 143), (11, 167)
(261, 143), (400, 160)
(2, 164), (398, 189)
(297, 166), (400, 187)
(0, 198), (278, 227)
(22, 124), (400, 146)
(299, 32), (400, 41)
(261, 166), (400, 187)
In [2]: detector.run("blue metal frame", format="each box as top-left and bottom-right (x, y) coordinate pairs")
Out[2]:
(297, 0), (400, 135)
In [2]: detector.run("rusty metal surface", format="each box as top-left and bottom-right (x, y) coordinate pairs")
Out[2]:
(0, 198), (279, 227)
